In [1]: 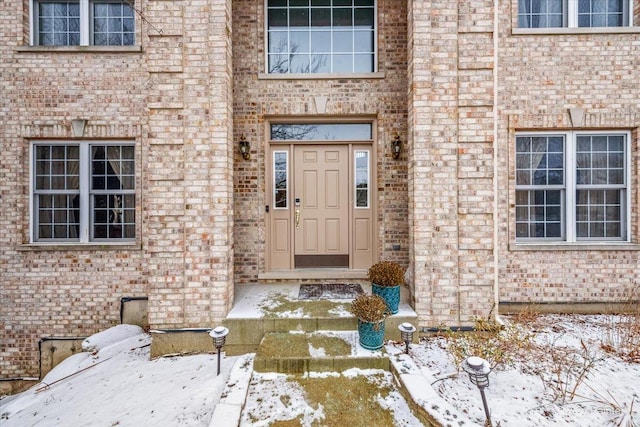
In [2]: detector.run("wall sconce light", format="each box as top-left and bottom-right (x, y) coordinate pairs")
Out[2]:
(71, 119), (87, 138)
(239, 135), (250, 160)
(391, 134), (402, 159)
(398, 322), (416, 354)
(462, 356), (493, 426)
(210, 326), (230, 376)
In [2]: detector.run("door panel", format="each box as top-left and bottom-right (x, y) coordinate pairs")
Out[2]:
(294, 145), (349, 267)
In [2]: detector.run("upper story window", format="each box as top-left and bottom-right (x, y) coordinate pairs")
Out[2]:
(32, 142), (136, 243)
(32, 0), (135, 46)
(518, 0), (632, 28)
(515, 132), (629, 243)
(266, 0), (376, 74)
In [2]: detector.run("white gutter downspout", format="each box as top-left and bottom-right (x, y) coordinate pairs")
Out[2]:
(493, 0), (503, 325)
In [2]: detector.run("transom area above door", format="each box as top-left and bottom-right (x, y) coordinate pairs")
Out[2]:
(265, 122), (376, 272)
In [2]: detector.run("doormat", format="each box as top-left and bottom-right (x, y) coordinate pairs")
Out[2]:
(298, 283), (364, 300)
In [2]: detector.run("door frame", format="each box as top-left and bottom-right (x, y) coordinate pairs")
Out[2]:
(264, 118), (377, 272)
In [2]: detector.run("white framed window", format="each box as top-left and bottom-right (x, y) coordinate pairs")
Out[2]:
(31, 141), (136, 243)
(515, 131), (630, 243)
(354, 149), (369, 208)
(518, 0), (633, 28)
(273, 150), (289, 209)
(31, 0), (135, 46)
(266, 0), (376, 74)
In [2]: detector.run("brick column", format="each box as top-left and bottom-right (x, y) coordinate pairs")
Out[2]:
(408, 0), (496, 326)
(145, 0), (234, 330)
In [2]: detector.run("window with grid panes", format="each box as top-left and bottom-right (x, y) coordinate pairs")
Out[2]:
(32, 142), (135, 242)
(266, 0), (376, 74)
(515, 132), (629, 242)
(518, 0), (632, 28)
(32, 0), (134, 46)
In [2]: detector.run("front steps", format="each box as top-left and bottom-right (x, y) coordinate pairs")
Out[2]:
(253, 331), (390, 373)
(222, 283), (419, 359)
(150, 284), (418, 361)
(223, 314), (419, 358)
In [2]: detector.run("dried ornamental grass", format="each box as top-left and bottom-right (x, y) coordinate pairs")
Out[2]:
(349, 294), (388, 322)
(367, 261), (405, 287)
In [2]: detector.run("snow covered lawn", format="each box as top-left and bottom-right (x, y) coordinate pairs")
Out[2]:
(1, 314), (638, 426)
(409, 313), (640, 426)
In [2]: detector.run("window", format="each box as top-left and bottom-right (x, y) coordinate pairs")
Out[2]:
(32, 142), (135, 242)
(266, 0), (376, 74)
(515, 132), (629, 242)
(518, 0), (631, 28)
(270, 123), (372, 140)
(32, 0), (135, 46)
(273, 151), (289, 209)
(354, 150), (369, 208)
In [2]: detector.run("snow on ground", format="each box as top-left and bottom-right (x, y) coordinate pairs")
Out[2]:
(1, 315), (638, 426)
(405, 314), (640, 427)
(0, 325), (239, 427)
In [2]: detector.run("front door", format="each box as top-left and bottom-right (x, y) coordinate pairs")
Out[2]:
(293, 145), (349, 267)
(266, 123), (374, 272)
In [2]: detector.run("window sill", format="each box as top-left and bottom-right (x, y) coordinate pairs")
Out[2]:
(258, 72), (385, 80)
(16, 45), (142, 54)
(512, 27), (640, 36)
(510, 242), (640, 251)
(17, 243), (142, 251)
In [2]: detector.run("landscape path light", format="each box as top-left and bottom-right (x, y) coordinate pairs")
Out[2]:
(398, 322), (416, 354)
(209, 326), (229, 376)
(462, 356), (492, 427)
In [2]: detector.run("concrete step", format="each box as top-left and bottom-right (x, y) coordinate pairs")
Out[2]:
(223, 314), (418, 356)
(253, 331), (390, 373)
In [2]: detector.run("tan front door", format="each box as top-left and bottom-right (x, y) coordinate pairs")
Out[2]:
(267, 142), (374, 271)
(293, 145), (349, 267)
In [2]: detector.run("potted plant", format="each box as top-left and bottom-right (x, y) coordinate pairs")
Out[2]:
(367, 260), (405, 314)
(350, 293), (389, 350)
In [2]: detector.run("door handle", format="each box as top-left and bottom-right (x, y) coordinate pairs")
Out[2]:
(295, 209), (300, 229)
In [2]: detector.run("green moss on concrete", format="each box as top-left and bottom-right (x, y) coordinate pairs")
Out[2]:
(257, 332), (352, 359)
(293, 374), (397, 427)
(258, 294), (348, 318)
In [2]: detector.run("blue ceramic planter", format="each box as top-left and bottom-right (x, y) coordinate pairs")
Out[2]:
(372, 283), (400, 314)
(357, 318), (385, 350)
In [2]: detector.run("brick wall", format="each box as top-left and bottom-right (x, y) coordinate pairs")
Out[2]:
(497, 0), (640, 304)
(0, 0), (234, 378)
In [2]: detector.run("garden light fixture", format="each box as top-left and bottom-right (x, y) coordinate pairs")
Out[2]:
(462, 356), (492, 427)
(398, 322), (416, 354)
(210, 326), (229, 376)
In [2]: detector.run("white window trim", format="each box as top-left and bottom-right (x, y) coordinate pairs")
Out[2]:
(30, 140), (136, 244)
(30, 0), (135, 46)
(568, 0), (633, 27)
(515, 130), (631, 244)
(263, 0), (378, 75)
(514, 0), (636, 33)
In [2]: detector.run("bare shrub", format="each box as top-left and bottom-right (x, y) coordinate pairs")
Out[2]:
(443, 315), (536, 371)
(524, 335), (603, 404)
(601, 284), (640, 363)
